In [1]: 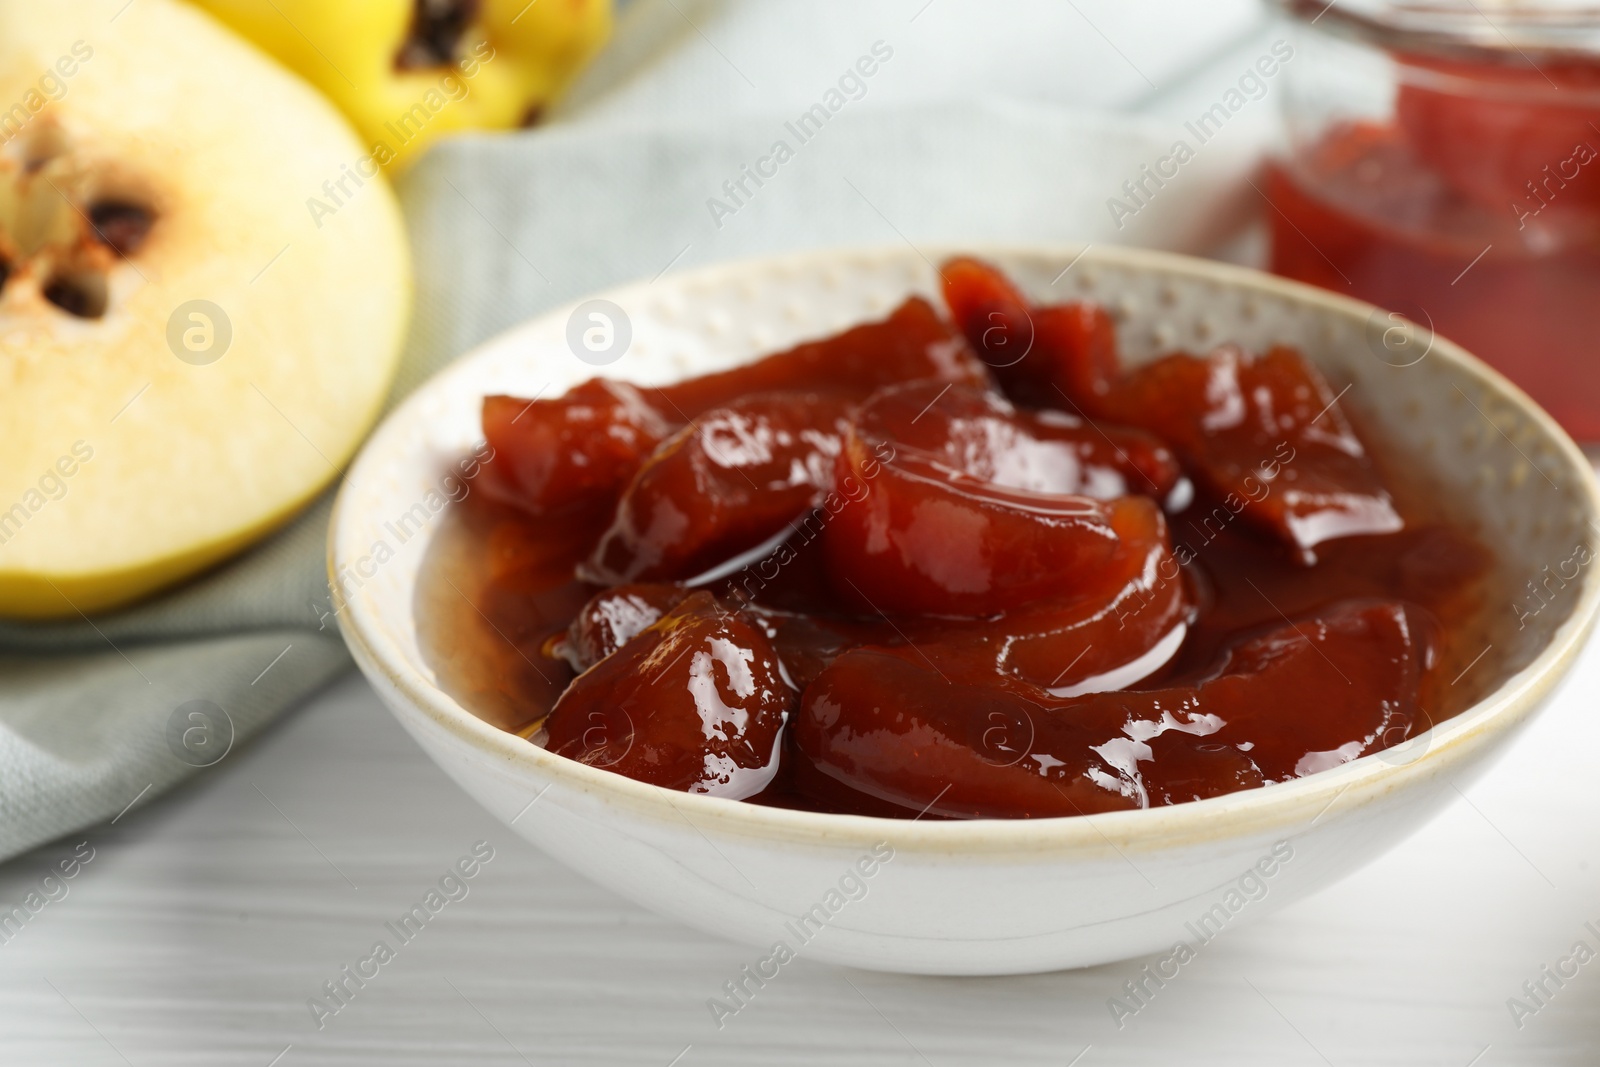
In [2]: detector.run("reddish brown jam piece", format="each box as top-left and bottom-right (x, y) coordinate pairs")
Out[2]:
(907, 530), (1193, 696)
(855, 381), (1181, 502)
(824, 423), (1172, 617)
(1028, 302), (1120, 413)
(941, 255), (1118, 408)
(940, 255), (1034, 370)
(654, 296), (989, 413)
(566, 582), (688, 671)
(793, 599), (1430, 818)
(483, 380), (672, 516)
(1174, 599), (1435, 784)
(1101, 345), (1403, 562)
(583, 392), (853, 585)
(792, 648), (1125, 819)
(728, 527), (1189, 697)
(545, 592), (792, 797)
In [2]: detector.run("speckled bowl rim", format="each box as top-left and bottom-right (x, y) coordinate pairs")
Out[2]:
(331, 242), (1600, 856)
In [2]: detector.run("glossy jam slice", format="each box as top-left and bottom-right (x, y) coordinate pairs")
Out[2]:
(1100, 345), (1403, 562)
(657, 295), (989, 412)
(941, 255), (1119, 408)
(741, 533), (1187, 698)
(565, 581), (687, 671)
(794, 648), (1127, 819)
(482, 379), (672, 515)
(483, 297), (989, 516)
(544, 592), (792, 797)
(1178, 599), (1435, 784)
(793, 599), (1431, 818)
(905, 526), (1192, 697)
(854, 381), (1181, 502)
(583, 392), (852, 584)
(823, 422), (1171, 617)
(940, 256), (1034, 368)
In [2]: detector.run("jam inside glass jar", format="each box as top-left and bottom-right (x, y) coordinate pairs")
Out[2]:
(1267, 0), (1600, 440)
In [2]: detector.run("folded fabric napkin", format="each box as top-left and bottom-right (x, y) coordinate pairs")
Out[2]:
(0, 0), (1273, 862)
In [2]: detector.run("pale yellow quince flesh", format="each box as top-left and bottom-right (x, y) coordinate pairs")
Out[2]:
(0, 0), (410, 618)
(188, 0), (613, 170)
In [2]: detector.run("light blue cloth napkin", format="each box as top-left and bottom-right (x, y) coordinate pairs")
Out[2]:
(0, 0), (1275, 862)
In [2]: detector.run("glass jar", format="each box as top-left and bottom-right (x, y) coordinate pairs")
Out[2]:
(1267, 0), (1600, 440)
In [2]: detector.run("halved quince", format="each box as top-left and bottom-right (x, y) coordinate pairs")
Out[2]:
(0, 0), (410, 618)
(189, 0), (613, 170)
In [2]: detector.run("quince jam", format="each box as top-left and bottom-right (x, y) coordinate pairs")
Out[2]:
(417, 257), (1499, 819)
(1267, 53), (1600, 440)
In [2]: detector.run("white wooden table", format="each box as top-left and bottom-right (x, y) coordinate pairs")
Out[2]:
(2, 618), (1596, 1065)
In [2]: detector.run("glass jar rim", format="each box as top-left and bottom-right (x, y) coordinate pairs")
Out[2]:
(1275, 0), (1600, 61)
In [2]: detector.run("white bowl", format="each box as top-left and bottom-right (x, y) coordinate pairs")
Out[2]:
(331, 245), (1600, 975)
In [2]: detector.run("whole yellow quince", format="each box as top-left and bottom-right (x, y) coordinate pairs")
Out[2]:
(188, 0), (611, 169)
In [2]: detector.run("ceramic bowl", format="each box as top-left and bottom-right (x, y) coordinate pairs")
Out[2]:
(330, 245), (1600, 975)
